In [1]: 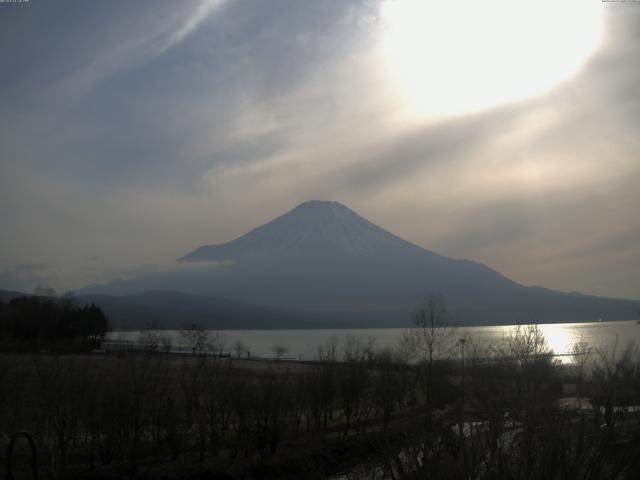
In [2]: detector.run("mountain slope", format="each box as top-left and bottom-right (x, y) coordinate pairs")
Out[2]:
(1, 288), (343, 330)
(76, 291), (329, 330)
(180, 201), (431, 260)
(0, 288), (26, 302)
(79, 201), (640, 326)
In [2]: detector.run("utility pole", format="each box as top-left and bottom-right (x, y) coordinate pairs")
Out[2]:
(460, 337), (466, 404)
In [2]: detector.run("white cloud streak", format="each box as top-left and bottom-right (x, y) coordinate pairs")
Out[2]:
(49, 1), (227, 102)
(156, 0), (228, 55)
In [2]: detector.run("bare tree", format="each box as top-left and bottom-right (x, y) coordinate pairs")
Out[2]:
(271, 343), (288, 361)
(590, 339), (640, 428)
(179, 322), (209, 356)
(139, 321), (166, 353)
(499, 324), (550, 363)
(403, 293), (454, 361)
(496, 324), (556, 395)
(32, 354), (94, 476)
(571, 336), (591, 393)
(160, 334), (173, 354)
(232, 340), (248, 358)
(317, 335), (339, 362)
(402, 293), (454, 418)
(316, 336), (339, 430)
(209, 331), (227, 357)
(339, 335), (373, 435)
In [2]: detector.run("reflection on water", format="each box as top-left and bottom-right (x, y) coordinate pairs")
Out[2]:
(469, 323), (576, 358)
(109, 320), (640, 361)
(462, 321), (638, 364)
(539, 323), (576, 358)
(462, 322), (582, 364)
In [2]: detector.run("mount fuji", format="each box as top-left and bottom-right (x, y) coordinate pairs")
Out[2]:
(79, 201), (639, 327)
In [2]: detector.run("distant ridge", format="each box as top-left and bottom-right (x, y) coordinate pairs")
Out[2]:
(0, 288), (346, 330)
(0, 288), (25, 302)
(77, 201), (640, 326)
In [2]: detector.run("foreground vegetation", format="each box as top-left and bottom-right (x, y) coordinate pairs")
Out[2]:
(2, 295), (640, 479)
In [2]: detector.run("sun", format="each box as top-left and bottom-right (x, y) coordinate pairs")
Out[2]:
(378, 0), (603, 118)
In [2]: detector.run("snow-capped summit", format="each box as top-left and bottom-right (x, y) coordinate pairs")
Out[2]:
(79, 201), (640, 326)
(179, 200), (425, 261)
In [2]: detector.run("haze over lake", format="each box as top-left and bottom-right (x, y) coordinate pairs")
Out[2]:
(109, 319), (640, 362)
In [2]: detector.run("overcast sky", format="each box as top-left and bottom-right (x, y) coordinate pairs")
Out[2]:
(1, 0), (639, 300)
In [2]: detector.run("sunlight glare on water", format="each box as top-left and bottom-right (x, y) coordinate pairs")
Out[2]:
(109, 320), (639, 362)
(538, 323), (575, 357)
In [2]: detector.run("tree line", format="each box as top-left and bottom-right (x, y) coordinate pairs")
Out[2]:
(0, 290), (108, 352)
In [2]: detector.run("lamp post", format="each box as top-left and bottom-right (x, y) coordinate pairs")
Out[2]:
(460, 337), (466, 405)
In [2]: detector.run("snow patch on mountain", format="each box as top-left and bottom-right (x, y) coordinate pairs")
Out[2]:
(180, 200), (428, 261)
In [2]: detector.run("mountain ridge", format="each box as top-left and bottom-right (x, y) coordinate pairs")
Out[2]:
(75, 200), (639, 326)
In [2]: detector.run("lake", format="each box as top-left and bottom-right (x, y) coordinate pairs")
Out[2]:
(108, 319), (640, 362)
